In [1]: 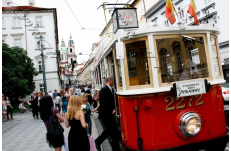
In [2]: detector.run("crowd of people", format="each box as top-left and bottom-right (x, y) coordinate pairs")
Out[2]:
(2, 76), (121, 151)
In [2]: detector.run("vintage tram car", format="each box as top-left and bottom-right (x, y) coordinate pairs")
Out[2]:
(91, 25), (228, 150)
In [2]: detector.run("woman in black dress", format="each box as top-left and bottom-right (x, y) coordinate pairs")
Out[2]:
(65, 95), (90, 151)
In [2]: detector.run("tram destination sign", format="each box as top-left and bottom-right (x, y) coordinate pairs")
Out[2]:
(175, 79), (206, 98)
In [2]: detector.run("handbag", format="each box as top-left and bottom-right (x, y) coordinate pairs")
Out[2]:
(89, 136), (95, 151)
(46, 108), (64, 148)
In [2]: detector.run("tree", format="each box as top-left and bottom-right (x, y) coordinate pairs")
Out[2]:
(2, 43), (38, 103)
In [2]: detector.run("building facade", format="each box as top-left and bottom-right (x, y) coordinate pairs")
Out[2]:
(2, 4), (61, 95)
(59, 35), (77, 88)
(144, 0), (229, 82)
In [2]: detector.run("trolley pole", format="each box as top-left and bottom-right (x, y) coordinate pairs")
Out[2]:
(40, 35), (47, 94)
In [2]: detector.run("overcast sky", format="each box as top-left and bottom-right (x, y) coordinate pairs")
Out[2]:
(12, 0), (129, 63)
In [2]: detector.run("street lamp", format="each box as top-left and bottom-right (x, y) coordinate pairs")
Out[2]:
(28, 28), (48, 93)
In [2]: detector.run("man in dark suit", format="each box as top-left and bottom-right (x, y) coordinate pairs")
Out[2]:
(95, 76), (120, 151)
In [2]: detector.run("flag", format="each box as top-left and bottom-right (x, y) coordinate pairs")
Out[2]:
(165, 0), (176, 24)
(187, 0), (199, 25)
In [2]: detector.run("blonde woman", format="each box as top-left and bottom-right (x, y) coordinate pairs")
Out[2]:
(80, 92), (100, 135)
(65, 95), (90, 151)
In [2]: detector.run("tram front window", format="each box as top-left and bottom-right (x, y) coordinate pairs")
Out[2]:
(155, 35), (209, 83)
(125, 40), (151, 86)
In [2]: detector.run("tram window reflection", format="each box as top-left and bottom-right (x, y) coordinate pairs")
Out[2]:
(155, 36), (209, 83)
(125, 40), (151, 86)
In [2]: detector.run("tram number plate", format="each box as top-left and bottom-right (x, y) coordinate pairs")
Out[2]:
(165, 94), (204, 111)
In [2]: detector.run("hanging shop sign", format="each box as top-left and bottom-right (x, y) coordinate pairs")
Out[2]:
(112, 8), (139, 33)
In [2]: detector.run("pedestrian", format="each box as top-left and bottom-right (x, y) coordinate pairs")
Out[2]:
(31, 92), (39, 119)
(61, 87), (70, 116)
(85, 86), (93, 106)
(80, 92), (100, 136)
(6, 96), (13, 119)
(60, 89), (64, 115)
(2, 95), (7, 122)
(77, 89), (81, 97)
(53, 89), (58, 106)
(40, 95), (64, 151)
(73, 89), (77, 95)
(65, 95), (90, 151)
(48, 90), (53, 98)
(18, 101), (27, 113)
(55, 93), (61, 113)
(29, 92), (38, 118)
(95, 76), (120, 151)
(69, 88), (74, 96)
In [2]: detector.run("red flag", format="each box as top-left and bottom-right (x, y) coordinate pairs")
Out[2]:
(187, 0), (199, 25)
(165, 0), (176, 24)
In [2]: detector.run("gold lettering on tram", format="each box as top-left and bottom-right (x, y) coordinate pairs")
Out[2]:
(176, 97), (186, 109)
(165, 97), (175, 111)
(195, 94), (204, 106)
(165, 94), (204, 111)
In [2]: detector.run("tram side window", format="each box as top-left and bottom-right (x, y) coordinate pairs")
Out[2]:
(125, 40), (151, 86)
(210, 36), (221, 78)
(113, 48), (123, 87)
(155, 35), (209, 83)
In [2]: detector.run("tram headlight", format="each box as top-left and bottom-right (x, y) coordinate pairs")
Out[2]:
(179, 112), (201, 137)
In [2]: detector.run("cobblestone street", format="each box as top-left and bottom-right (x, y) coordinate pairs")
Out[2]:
(2, 111), (112, 151)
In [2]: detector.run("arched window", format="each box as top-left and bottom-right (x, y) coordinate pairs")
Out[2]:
(70, 48), (72, 53)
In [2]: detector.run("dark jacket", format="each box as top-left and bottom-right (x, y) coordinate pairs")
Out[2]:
(31, 95), (38, 108)
(99, 85), (115, 118)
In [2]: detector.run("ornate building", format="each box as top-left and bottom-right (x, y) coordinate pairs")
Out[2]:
(59, 34), (77, 88)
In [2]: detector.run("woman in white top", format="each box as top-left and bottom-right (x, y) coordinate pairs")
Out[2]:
(55, 93), (61, 113)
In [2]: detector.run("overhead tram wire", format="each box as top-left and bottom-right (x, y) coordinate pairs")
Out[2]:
(65, 0), (83, 29)
(64, 0), (103, 38)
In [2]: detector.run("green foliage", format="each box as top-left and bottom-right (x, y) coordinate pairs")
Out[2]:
(2, 43), (38, 101)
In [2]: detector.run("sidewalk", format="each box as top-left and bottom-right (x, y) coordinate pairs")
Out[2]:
(2, 111), (112, 151)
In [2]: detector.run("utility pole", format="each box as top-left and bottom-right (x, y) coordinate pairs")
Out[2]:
(40, 35), (47, 94)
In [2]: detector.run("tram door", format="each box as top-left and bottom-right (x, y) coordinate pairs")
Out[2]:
(107, 51), (121, 127)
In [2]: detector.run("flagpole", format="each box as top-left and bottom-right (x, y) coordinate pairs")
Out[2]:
(173, 7), (181, 23)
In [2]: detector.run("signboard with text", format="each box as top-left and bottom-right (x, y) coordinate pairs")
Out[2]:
(175, 79), (206, 98)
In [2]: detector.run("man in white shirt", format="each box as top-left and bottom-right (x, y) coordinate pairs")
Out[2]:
(19, 102), (27, 113)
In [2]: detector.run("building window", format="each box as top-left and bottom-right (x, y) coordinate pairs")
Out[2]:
(204, 0), (211, 5)
(70, 48), (72, 52)
(36, 16), (42, 27)
(2, 39), (5, 43)
(37, 41), (40, 49)
(178, 6), (184, 19)
(38, 61), (45, 72)
(14, 39), (21, 47)
(39, 84), (44, 92)
(13, 17), (21, 27)
(71, 58), (73, 62)
(61, 55), (63, 60)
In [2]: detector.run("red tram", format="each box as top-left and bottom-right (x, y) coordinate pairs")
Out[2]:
(91, 26), (228, 150)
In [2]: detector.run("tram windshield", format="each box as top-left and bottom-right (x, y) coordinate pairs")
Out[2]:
(155, 35), (209, 83)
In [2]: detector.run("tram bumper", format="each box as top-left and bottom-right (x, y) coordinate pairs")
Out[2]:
(162, 134), (229, 151)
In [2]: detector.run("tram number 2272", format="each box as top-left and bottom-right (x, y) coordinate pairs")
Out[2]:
(165, 94), (204, 111)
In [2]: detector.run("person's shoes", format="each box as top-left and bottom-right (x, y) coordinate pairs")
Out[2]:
(95, 139), (101, 151)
